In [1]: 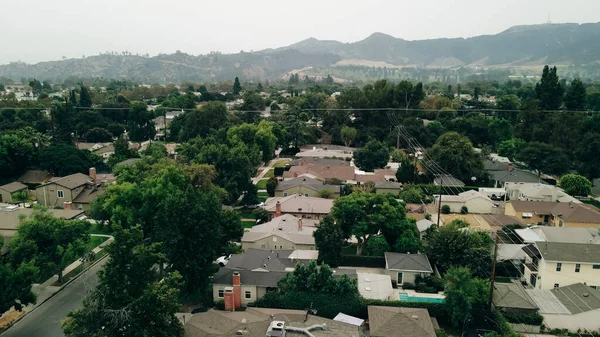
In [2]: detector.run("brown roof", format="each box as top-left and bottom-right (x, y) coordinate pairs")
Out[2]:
(72, 187), (106, 204)
(368, 306), (435, 337)
(18, 170), (52, 184)
(0, 181), (27, 193)
(283, 164), (355, 181)
(39, 173), (91, 190)
(0, 208), (85, 230)
(508, 201), (600, 223)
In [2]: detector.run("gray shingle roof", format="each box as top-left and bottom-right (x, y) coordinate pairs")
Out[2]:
(18, 170), (52, 184)
(40, 173), (91, 189)
(490, 169), (540, 184)
(433, 175), (465, 187)
(552, 283), (600, 314)
(536, 241), (600, 263)
(243, 214), (317, 245)
(384, 252), (433, 272)
(225, 248), (309, 272)
(212, 269), (286, 288)
(0, 181), (27, 193)
(263, 195), (333, 214)
(276, 177), (339, 193)
(493, 283), (538, 310)
(368, 306), (435, 337)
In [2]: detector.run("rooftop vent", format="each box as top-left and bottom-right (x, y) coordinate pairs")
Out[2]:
(582, 293), (590, 298)
(412, 315), (419, 319)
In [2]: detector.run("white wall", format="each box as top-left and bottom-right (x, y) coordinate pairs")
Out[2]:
(465, 197), (493, 214)
(538, 260), (600, 290)
(543, 311), (600, 332)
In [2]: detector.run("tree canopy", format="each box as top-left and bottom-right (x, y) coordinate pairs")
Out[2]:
(353, 140), (390, 172)
(559, 174), (592, 196)
(427, 132), (484, 181)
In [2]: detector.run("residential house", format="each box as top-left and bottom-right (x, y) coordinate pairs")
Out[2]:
(114, 158), (142, 168)
(505, 183), (579, 203)
(0, 207), (85, 254)
(296, 145), (355, 158)
(384, 252), (433, 287)
(433, 174), (465, 187)
(212, 249), (319, 306)
(184, 307), (362, 337)
(374, 181), (402, 195)
(505, 200), (600, 228)
(434, 190), (494, 214)
(416, 219), (435, 239)
(368, 306), (436, 337)
(18, 169), (52, 187)
(492, 283), (539, 314)
(522, 241), (600, 290)
(525, 283), (600, 332)
(275, 177), (341, 198)
(283, 163), (355, 183)
(515, 226), (600, 245)
(490, 166), (544, 187)
(262, 195), (333, 221)
(0, 181), (28, 203)
(288, 157), (348, 168)
(35, 168), (112, 211)
(241, 214), (318, 251)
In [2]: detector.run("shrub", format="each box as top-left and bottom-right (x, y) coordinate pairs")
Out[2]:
(441, 205), (451, 214)
(214, 300), (225, 310)
(460, 206), (468, 214)
(402, 282), (415, 289)
(501, 312), (544, 325)
(273, 167), (284, 177)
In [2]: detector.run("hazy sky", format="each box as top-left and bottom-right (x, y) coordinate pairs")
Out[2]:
(2, 0), (599, 65)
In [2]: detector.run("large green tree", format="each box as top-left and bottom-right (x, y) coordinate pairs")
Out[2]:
(313, 216), (344, 267)
(559, 174), (592, 197)
(496, 138), (526, 161)
(232, 77), (242, 95)
(39, 144), (102, 176)
(444, 267), (489, 328)
(127, 101), (155, 141)
(424, 222), (493, 278)
(564, 79), (586, 111)
(427, 132), (484, 181)
(340, 126), (358, 147)
(575, 132), (600, 182)
(62, 226), (184, 337)
(171, 101), (228, 141)
(9, 208), (90, 283)
(535, 65), (564, 110)
(353, 140), (390, 172)
(517, 142), (570, 177)
(0, 234), (39, 313)
(78, 84), (92, 108)
(329, 191), (419, 255)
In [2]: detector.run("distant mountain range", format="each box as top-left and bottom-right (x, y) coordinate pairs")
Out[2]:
(2, 23), (600, 83)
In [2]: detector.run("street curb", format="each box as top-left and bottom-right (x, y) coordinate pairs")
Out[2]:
(1, 253), (110, 333)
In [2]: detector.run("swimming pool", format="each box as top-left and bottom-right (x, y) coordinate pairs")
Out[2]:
(399, 292), (444, 303)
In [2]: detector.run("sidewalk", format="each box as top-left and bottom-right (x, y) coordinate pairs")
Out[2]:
(0, 234), (113, 329)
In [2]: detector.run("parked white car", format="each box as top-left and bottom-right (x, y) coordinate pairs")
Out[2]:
(214, 254), (232, 267)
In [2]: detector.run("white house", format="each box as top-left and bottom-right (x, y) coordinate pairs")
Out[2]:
(526, 283), (600, 332)
(435, 190), (494, 214)
(505, 183), (580, 203)
(384, 252), (433, 287)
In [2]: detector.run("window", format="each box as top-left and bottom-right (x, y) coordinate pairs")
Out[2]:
(556, 263), (562, 272)
(283, 192), (288, 197)
(575, 264), (581, 273)
(218, 289), (224, 298)
(57, 190), (64, 198)
(593, 265), (600, 270)
(260, 244), (266, 248)
(522, 212), (533, 219)
(554, 283), (560, 289)
(304, 193), (309, 197)
(245, 290), (251, 299)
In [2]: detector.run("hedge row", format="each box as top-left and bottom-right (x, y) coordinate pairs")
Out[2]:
(501, 312), (544, 326)
(249, 291), (448, 323)
(339, 255), (386, 268)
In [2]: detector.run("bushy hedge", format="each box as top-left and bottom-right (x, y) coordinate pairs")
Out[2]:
(251, 292), (449, 323)
(340, 255), (386, 268)
(502, 312), (543, 326)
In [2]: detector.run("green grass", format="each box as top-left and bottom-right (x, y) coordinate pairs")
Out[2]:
(341, 244), (357, 256)
(264, 169), (274, 178)
(242, 220), (257, 229)
(273, 160), (290, 168)
(88, 223), (112, 235)
(237, 209), (257, 219)
(256, 179), (269, 190)
(258, 197), (267, 203)
(258, 191), (269, 197)
(88, 236), (108, 249)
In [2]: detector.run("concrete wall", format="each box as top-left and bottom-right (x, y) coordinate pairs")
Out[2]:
(543, 311), (600, 332)
(538, 260), (600, 290)
(465, 198), (493, 214)
(214, 285), (266, 306)
(36, 183), (75, 208)
(388, 270), (432, 285)
(242, 235), (315, 251)
(0, 189), (13, 203)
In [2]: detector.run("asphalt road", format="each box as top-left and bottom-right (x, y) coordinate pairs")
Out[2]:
(1, 257), (107, 337)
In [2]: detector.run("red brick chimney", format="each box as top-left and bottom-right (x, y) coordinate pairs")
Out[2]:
(224, 287), (235, 311)
(63, 202), (73, 210)
(299, 159), (303, 166)
(293, 172), (298, 178)
(340, 162), (344, 166)
(298, 218), (302, 232)
(507, 163), (513, 172)
(89, 167), (97, 185)
(232, 272), (241, 309)
(275, 201), (282, 217)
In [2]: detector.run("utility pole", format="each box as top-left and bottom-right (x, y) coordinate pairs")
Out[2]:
(488, 234), (500, 310)
(436, 179), (443, 227)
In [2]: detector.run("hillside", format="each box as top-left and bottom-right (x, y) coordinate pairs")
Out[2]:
(1, 22), (600, 83)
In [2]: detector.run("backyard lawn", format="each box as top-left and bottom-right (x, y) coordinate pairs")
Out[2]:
(256, 179), (269, 190)
(264, 169), (274, 178)
(273, 160), (291, 168)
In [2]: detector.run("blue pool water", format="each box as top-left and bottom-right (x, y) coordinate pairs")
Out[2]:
(399, 293), (444, 303)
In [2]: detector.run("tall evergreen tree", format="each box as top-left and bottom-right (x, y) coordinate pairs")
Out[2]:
(69, 90), (77, 106)
(535, 65), (564, 110)
(78, 83), (92, 108)
(564, 78), (586, 111)
(232, 77), (242, 95)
